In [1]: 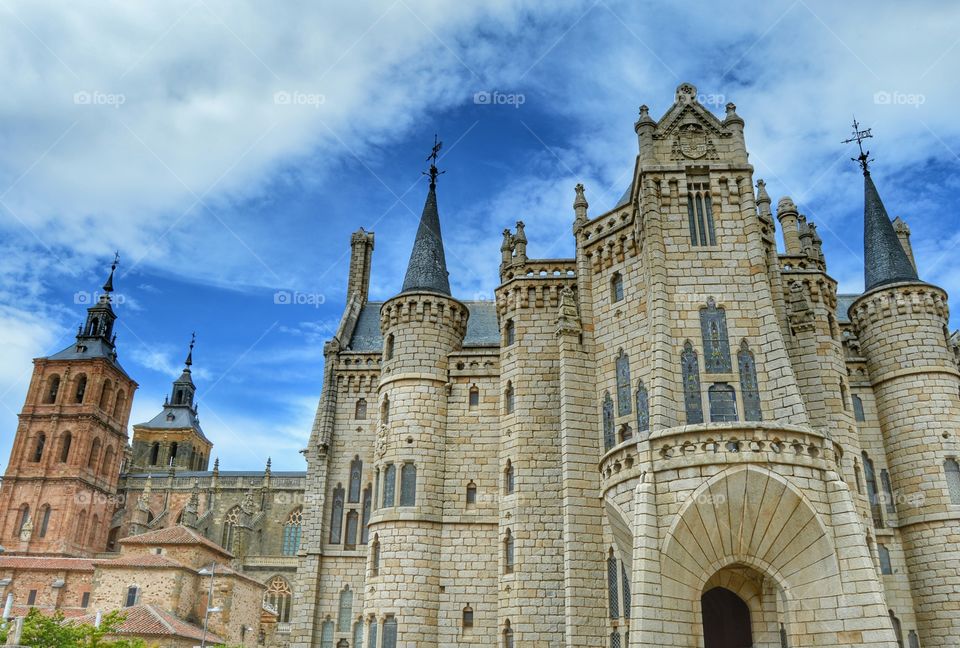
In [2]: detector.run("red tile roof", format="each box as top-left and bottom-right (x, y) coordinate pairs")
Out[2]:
(119, 524), (233, 558)
(74, 604), (224, 643)
(0, 556), (95, 571)
(92, 553), (186, 569)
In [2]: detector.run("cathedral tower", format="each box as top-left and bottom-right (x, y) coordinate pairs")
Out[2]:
(0, 259), (137, 556)
(848, 161), (960, 647)
(129, 334), (212, 472)
(365, 157), (468, 646)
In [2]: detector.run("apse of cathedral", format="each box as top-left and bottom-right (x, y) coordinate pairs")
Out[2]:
(1, 84), (959, 648)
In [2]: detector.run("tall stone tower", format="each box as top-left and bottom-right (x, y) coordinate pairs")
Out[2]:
(129, 335), (212, 472)
(848, 162), (960, 647)
(0, 259), (137, 556)
(366, 161), (469, 646)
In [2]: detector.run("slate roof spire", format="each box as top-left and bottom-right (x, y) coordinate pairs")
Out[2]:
(400, 135), (451, 295)
(843, 120), (920, 291)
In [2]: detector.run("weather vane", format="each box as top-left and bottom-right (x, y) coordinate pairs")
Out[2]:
(842, 117), (874, 174)
(423, 134), (445, 188)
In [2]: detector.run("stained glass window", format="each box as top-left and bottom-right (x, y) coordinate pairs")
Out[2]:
(367, 618), (378, 648)
(353, 619), (364, 647)
(700, 298), (731, 373)
(383, 465), (396, 507)
(321, 619), (334, 648)
(338, 588), (352, 633)
(349, 456), (363, 503)
(878, 544), (892, 575)
(264, 577), (292, 622)
(611, 272), (624, 302)
(383, 616), (398, 648)
(738, 341), (762, 421)
(852, 395), (866, 422)
(635, 380), (649, 438)
(621, 561), (631, 619)
(282, 508), (302, 555)
(345, 510), (359, 549)
(603, 392), (615, 450)
(607, 552), (619, 619)
(610, 630), (622, 648)
(616, 350), (632, 416)
(709, 383), (738, 422)
(681, 342), (703, 424)
(330, 485), (344, 543)
(400, 463), (417, 506)
(361, 486), (372, 545)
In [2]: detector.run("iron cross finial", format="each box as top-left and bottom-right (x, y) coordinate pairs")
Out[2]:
(423, 134), (445, 188)
(842, 117), (874, 175)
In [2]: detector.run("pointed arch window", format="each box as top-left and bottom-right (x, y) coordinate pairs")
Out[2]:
(112, 390), (126, 418)
(264, 577), (292, 622)
(43, 375), (60, 404)
(321, 619), (334, 648)
(610, 631), (622, 648)
(890, 611), (904, 648)
(338, 587), (353, 633)
(621, 561), (631, 618)
(88, 515), (99, 546)
(852, 394), (866, 422)
(349, 456), (363, 503)
(101, 446), (115, 476)
(355, 398), (367, 420)
(149, 442), (160, 466)
(381, 396), (390, 425)
(99, 380), (113, 411)
(878, 543), (893, 575)
(74, 374), (87, 403)
(330, 484), (345, 543)
(462, 605), (474, 630)
(38, 504), (51, 538)
(503, 620), (514, 648)
(384, 334), (394, 361)
(125, 586), (139, 608)
(504, 381), (515, 414)
(611, 272), (624, 303)
(87, 438), (101, 469)
(862, 452), (883, 527)
(738, 341), (762, 421)
(32, 434), (46, 462)
(908, 630), (920, 648)
(681, 342), (703, 424)
(602, 391), (615, 451)
(504, 460), (515, 495)
(382, 616), (398, 648)
(222, 506), (240, 550)
(383, 464), (396, 507)
(16, 504), (30, 536)
(75, 510), (87, 543)
(466, 481), (477, 506)
(367, 617), (378, 648)
(400, 463), (417, 506)
(709, 383), (738, 422)
(59, 432), (72, 463)
(282, 508), (302, 555)
(615, 350), (631, 416)
(635, 381), (649, 438)
(945, 458), (960, 505)
(880, 469), (896, 515)
(371, 534), (381, 576)
(504, 529), (514, 574)
(687, 182), (716, 246)
(607, 550), (619, 619)
(700, 298), (731, 373)
(469, 385), (480, 408)
(345, 510), (359, 549)
(353, 619), (364, 647)
(361, 485), (372, 545)
(504, 319), (515, 346)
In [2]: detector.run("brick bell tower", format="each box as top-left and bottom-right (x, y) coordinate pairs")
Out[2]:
(0, 257), (137, 556)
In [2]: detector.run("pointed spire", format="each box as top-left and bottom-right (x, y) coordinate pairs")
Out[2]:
(863, 172), (919, 291)
(102, 252), (119, 295)
(184, 332), (195, 370)
(401, 138), (451, 295)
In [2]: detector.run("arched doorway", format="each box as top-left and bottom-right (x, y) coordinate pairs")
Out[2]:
(702, 587), (752, 648)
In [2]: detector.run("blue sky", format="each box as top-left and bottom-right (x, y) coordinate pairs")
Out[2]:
(1, 0), (958, 471)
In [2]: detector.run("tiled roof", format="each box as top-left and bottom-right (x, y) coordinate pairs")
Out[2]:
(0, 556), (95, 571)
(118, 524), (233, 558)
(836, 293), (860, 323)
(92, 554), (185, 569)
(74, 604), (223, 643)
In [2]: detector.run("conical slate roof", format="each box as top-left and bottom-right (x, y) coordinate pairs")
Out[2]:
(401, 184), (451, 295)
(863, 172), (919, 291)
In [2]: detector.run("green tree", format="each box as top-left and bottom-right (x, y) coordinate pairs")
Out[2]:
(16, 609), (148, 647)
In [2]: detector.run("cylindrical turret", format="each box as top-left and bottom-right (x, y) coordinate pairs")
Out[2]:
(777, 197), (801, 255)
(850, 281), (960, 647)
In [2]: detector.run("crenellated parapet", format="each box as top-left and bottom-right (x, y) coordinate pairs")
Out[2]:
(849, 282), (949, 331)
(378, 292), (468, 339)
(495, 279), (578, 319)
